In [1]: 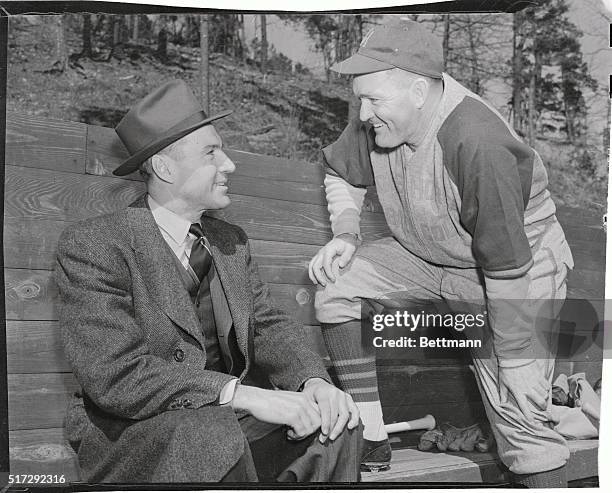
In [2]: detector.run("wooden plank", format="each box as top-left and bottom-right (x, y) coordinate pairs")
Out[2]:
(4, 166), (390, 246)
(9, 428), (80, 481)
(3, 218), (66, 270)
(566, 269), (605, 298)
(5, 114), (87, 174)
(5, 320), (321, 375)
(378, 365), (481, 406)
(3, 222), (320, 283)
(557, 206), (605, 227)
(4, 267), (320, 326)
(4, 165), (145, 222)
(268, 284), (317, 326)
(363, 440), (598, 483)
(5, 269), (59, 321)
(85, 123), (325, 184)
(362, 447), (507, 483)
(216, 195), (389, 245)
(251, 240), (318, 285)
(8, 373), (79, 430)
(6, 321), (71, 374)
(565, 440), (600, 481)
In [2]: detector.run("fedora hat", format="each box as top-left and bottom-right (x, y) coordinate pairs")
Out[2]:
(113, 79), (232, 176)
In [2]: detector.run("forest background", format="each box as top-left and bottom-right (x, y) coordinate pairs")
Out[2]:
(6, 0), (610, 215)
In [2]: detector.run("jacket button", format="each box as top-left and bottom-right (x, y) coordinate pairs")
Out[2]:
(173, 348), (185, 362)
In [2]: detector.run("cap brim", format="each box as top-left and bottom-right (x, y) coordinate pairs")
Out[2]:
(330, 53), (395, 75)
(113, 109), (233, 176)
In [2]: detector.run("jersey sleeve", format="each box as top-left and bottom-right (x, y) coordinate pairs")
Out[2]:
(321, 115), (376, 187)
(439, 98), (535, 279)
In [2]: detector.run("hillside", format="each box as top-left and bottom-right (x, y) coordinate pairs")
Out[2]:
(6, 15), (607, 215)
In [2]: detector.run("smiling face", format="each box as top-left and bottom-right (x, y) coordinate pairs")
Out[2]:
(353, 69), (422, 149)
(166, 124), (236, 212)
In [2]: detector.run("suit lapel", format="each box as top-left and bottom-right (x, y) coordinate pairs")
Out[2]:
(201, 218), (250, 358)
(127, 196), (205, 348)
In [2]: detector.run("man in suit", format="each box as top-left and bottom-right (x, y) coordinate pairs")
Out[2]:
(55, 80), (361, 483)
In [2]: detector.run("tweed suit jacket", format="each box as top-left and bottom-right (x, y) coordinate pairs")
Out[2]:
(55, 194), (330, 482)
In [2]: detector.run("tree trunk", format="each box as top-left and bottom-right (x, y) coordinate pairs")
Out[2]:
(132, 14), (139, 43)
(53, 14), (67, 71)
(528, 70), (536, 145)
(238, 14), (246, 61)
(260, 15), (268, 73)
(562, 72), (575, 144)
(442, 14), (450, 71)
(466, 19), (480, 94)
(113, 16), (120, 46)
(157, 16), (168, 62)
(199, 15), (210, 113)
(512, 12), (524, 134)
(82, 14), (92, 57)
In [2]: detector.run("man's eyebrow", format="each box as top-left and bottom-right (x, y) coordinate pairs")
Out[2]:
(203, 142), (222, 151)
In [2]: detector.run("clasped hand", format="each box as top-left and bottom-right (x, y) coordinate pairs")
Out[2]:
(232, 380), (359, 442)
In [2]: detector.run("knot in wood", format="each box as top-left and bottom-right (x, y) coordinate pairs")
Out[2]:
(295, 288), (311, 305)
(16, 282), (40, 299)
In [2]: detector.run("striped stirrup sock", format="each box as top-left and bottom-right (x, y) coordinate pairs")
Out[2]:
(321, 320), (387, 441)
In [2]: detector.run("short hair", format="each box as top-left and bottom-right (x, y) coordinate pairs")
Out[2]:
(138, 138), (185, 181)
(388, 67), (442, 88)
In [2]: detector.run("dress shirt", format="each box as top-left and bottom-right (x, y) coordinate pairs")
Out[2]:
(148, 195), (238, 405)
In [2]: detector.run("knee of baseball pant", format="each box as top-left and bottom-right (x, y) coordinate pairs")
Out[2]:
(314, 283), (362, 324)
(486, 414), (569, 475)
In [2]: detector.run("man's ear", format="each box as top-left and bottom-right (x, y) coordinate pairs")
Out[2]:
(412, 78), (430, 110)
(151, 154), (174, 183)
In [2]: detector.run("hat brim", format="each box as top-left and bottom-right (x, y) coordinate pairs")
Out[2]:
(330, 53), (396, 75)
(113, 109), (233, 176)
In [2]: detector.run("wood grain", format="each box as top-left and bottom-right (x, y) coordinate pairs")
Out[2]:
(9, 428), (80, 481)
(4, 267), (320, 326)
(8, 373), (79, 430)
(5, 269), (59, 321)
(3, 218), (66, 270)
(5, 114), (87, 174)
(4, 166), (390, 245)
(362, 440), (598, 483)
(6, 321), (71, 374)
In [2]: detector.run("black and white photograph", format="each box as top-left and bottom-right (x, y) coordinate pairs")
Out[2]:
(1, 0), (609, 488)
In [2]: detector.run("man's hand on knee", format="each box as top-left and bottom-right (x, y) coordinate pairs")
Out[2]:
(301, 378), (360, 443)
(308, 234), (359, 286)
(232, 384), (322, 440)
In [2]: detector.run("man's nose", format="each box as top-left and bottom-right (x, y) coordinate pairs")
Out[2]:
(359, 100), (373, 122)
(219, 152), (236, 173)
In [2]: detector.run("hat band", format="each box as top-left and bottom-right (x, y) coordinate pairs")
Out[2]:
(129, 109), (208, 157)
(358, 47), (443, 79)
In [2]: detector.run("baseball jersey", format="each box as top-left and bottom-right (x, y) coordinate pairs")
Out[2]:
(323, 74), (558, 280)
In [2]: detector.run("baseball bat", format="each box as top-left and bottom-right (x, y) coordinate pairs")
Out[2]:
(384, 414), (436, 434)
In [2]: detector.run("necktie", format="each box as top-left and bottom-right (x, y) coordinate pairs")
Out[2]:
(188, 223), (213, 283)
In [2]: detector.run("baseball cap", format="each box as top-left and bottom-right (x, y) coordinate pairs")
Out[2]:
(331, 19), (444, 78)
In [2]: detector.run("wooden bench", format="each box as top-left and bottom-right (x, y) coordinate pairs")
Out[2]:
(5, 113), (603, 483)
